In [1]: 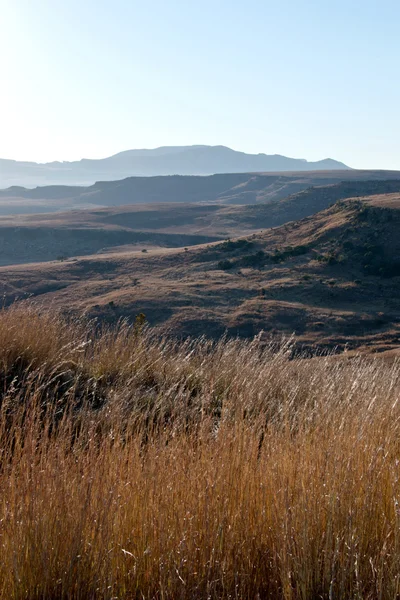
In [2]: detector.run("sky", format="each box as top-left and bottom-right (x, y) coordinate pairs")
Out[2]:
(0, 0), (399, 169)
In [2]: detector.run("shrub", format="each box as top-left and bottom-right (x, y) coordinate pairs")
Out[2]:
(134, 312), (147, 334)
(272, 245), (310, 263)
(317, 251), (339, 265)
(239, 250), (266, 268)
(218, 239), (254, 252)
(217, 259), (234, 270)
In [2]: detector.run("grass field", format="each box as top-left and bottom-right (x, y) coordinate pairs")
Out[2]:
(0, 304), (400, 598)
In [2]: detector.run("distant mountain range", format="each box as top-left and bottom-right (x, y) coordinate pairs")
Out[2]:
(0, 145), (350, 188)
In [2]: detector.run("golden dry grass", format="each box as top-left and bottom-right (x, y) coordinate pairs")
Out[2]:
(0, 305), (400, 598)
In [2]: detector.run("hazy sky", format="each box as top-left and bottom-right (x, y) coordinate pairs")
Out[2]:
(1, 0), (399, 169)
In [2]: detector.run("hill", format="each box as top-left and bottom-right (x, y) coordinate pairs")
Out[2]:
(2, 179), (400, 265)
(2, 193), (400, 352)
(0, 145), (350, 187)
(1, 170), (400, 217)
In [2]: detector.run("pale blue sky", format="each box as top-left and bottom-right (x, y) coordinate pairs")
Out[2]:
(1, 0), (399, 168)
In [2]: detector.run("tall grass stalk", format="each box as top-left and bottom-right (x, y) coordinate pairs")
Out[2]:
(0, 305), (399, 598)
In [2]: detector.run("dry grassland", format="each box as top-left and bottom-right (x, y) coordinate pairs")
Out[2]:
(0, 305), (399, 598)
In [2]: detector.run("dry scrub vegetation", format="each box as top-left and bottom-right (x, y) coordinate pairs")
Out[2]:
(1, 305), (400, 598)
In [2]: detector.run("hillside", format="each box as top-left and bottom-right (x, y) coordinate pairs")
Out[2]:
(1, 170), (400, 217)
(1, 193), (400, 352)
(0, 145), (350, 187)
(2, 179), (400, 265)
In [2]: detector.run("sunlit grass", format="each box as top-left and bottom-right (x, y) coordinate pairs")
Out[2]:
(0, 304), (399, 598)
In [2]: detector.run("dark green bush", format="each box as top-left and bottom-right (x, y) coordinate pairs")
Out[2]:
(217, 259), (234, 270)
(240, 251), (266, 268)
(219, 239), (254, 252)
(272, 245), (310, 263)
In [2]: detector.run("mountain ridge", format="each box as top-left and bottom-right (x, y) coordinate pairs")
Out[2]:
(0, 145), (350, 188)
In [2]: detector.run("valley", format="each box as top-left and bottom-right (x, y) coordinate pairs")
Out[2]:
(1, 191), (400, 353)
(4, 4), (400, 597)
(1, 176), (400, 266)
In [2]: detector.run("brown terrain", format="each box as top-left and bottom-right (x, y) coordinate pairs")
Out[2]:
(1, 191), (400, 353)
(2, 178), (400, 265)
